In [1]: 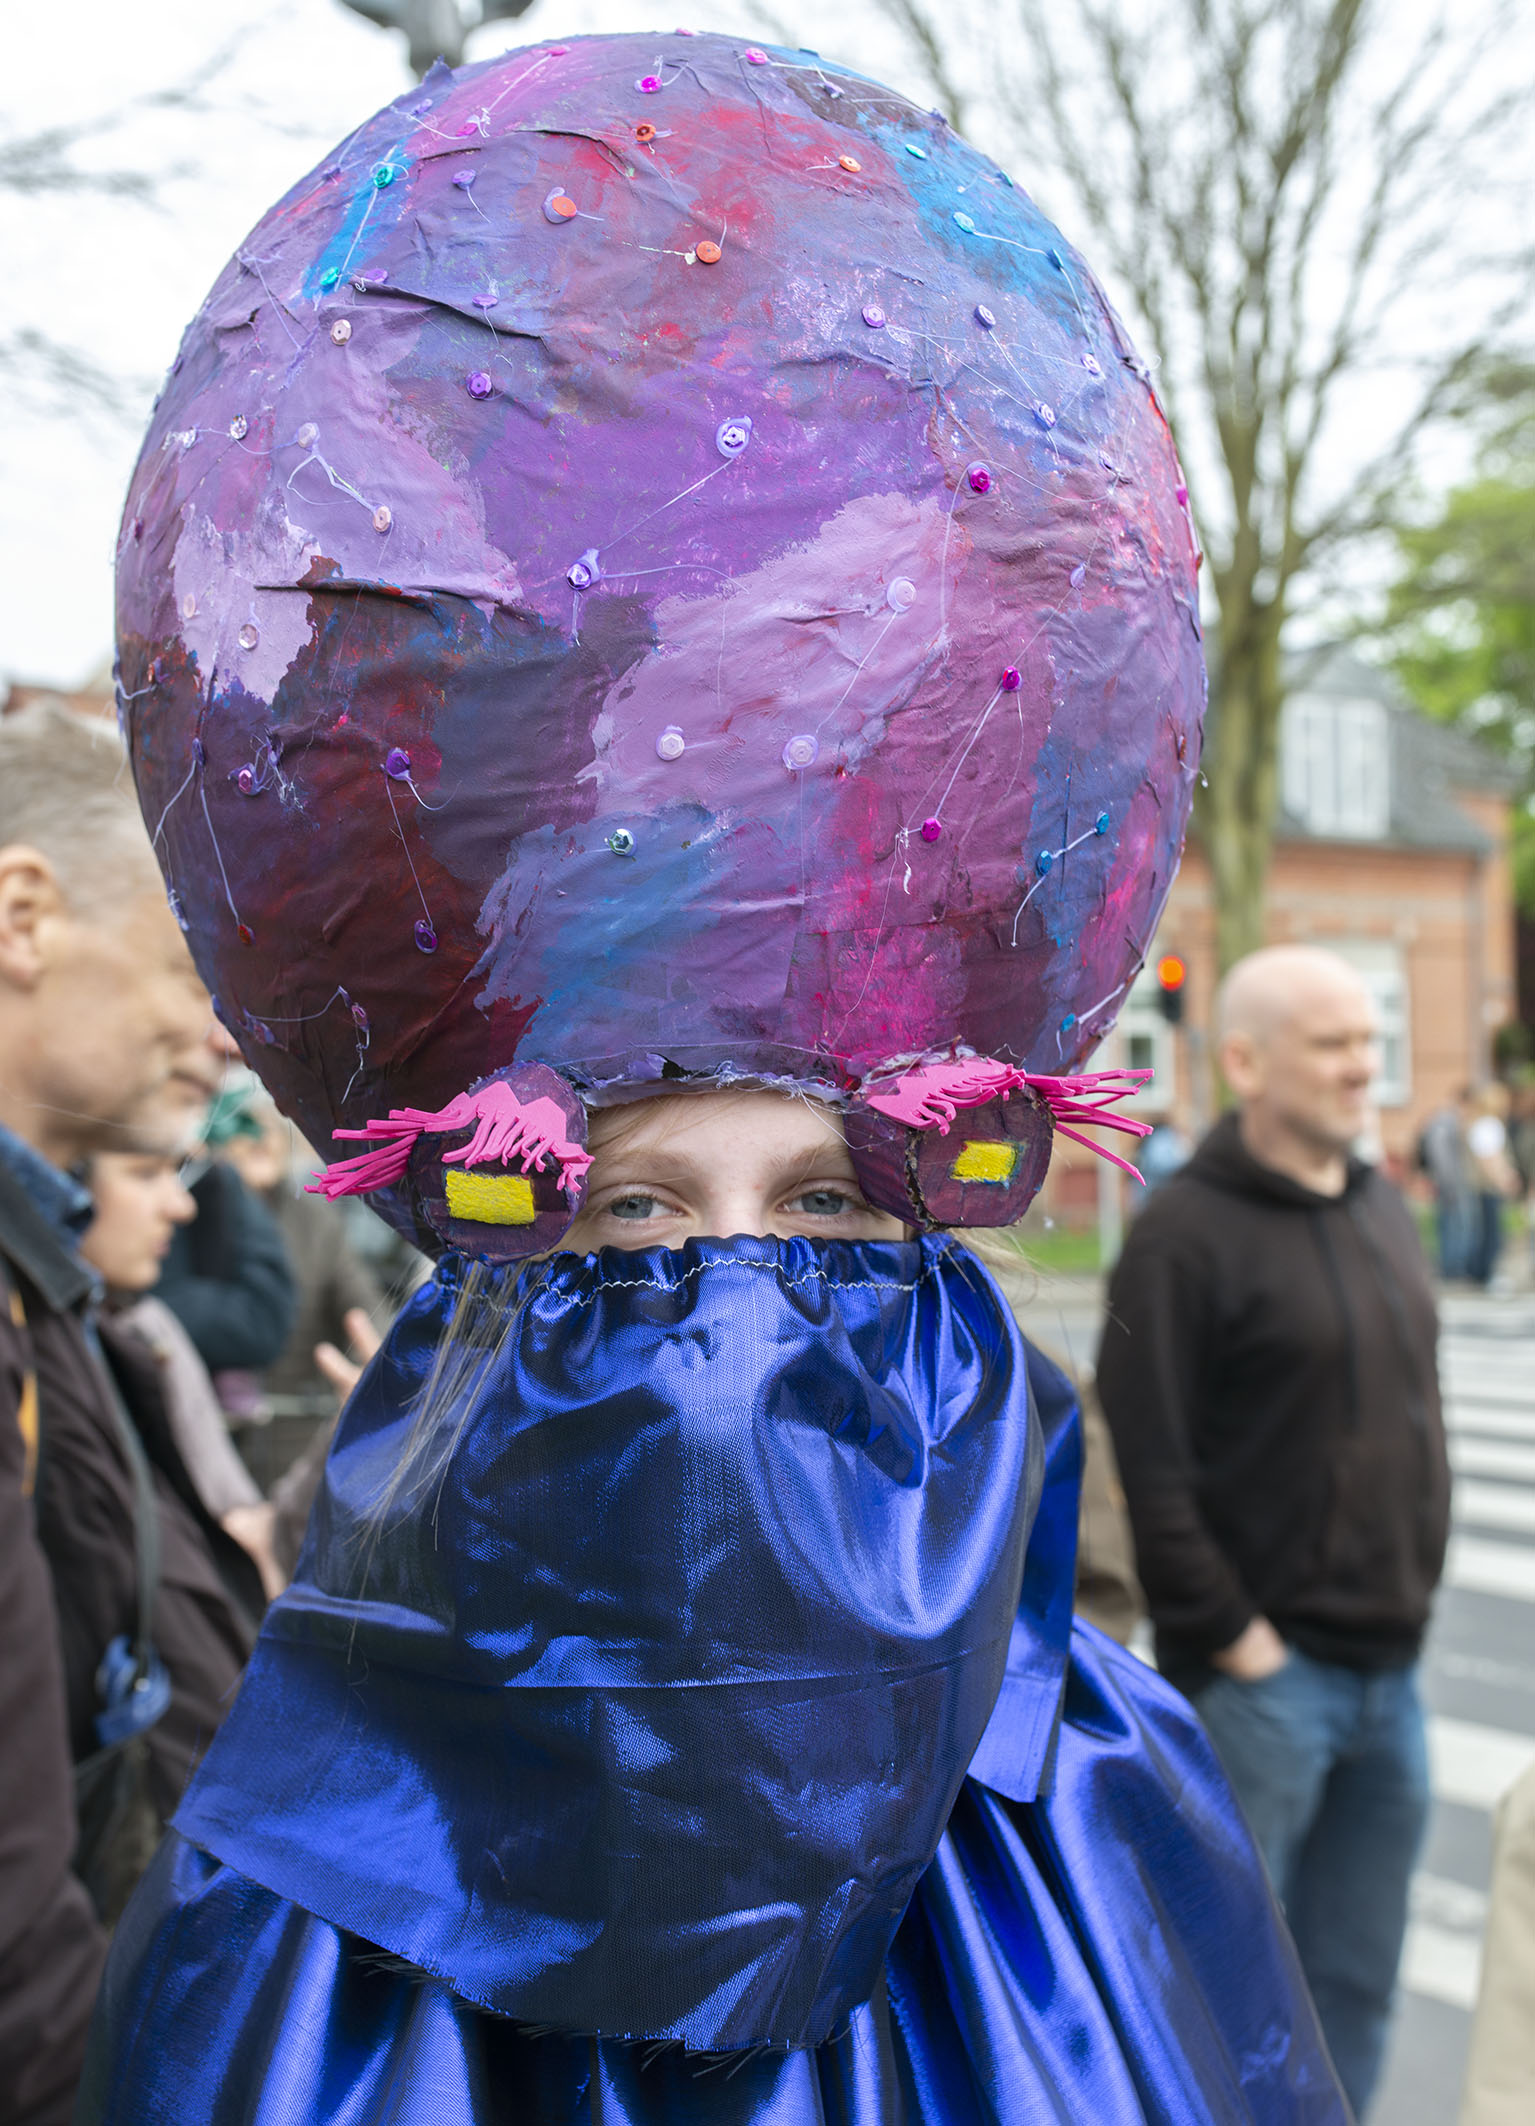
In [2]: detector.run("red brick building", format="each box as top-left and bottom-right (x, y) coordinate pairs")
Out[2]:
(1044, 649), (1519, 1221)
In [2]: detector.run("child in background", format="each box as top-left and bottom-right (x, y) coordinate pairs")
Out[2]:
(1466, 1085), (1519, 1287)
(82, 1151), (284, 1601)
(205, 1078), (393, 1490)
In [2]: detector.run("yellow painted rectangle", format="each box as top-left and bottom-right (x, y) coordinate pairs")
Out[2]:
(444, 1167), (537, 1225)
(949, 1139), (1019, 1184)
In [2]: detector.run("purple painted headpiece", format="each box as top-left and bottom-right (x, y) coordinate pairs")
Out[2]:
(117, 32), (1203, 1255)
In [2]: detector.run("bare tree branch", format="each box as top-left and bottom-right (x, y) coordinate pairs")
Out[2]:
(0, 30), (326, 418)
(879, 0), (972, 132)
(867, 0), (1535, 965)
(0, 32), (247, 200)
(0, 329), (156, 425)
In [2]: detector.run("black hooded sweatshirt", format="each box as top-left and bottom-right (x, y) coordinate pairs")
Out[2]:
(1097, 1112), (1450, 1687)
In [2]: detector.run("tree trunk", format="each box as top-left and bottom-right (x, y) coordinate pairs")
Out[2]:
(406, 0), (466, 75)
(1196, 598), (1286, 973)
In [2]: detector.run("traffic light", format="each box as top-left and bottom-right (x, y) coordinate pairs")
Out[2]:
(1155, 953), (1187, 1025)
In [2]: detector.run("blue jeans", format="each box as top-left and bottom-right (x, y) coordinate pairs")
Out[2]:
(1435, 1190), (1474, 1279)
(1193, 1650), (1429, 2121)
(1468, 1193), (1504, 1287)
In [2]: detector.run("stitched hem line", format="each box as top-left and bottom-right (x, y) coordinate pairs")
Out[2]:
(435, 1237), (956, 1307)
(581, 1254), (938, 1297)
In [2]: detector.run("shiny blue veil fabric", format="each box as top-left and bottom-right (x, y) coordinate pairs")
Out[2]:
(173, 1237), (1042, 2050)
(79, 1238), (1349, 2122)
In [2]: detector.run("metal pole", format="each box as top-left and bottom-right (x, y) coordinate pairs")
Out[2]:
(1095, 1026), (1126, 1271)
(1097, 1149), (1124, 1273)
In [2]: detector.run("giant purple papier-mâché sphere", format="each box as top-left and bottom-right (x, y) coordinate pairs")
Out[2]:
(116, 31), (1204, 1253)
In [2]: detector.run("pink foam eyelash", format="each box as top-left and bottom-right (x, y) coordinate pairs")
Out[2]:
(309, 1081), (592, 1201)
(311, 1054), (1151, 1204)
(861, 1057), (1153, 1180)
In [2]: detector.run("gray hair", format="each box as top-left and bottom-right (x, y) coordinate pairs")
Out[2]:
(0, 698), (161, 915)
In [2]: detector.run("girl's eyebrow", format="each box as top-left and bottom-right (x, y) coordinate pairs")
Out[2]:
(585, 1154), (697, 1188)
(772, 1153), (862, 1190)
(593, 1148), (860, 1195)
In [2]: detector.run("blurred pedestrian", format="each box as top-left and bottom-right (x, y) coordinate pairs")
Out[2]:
(1134, 1111), (1192, 1195)
(80, 1148), (284, 1601)
(1097, 943), (1450, 2120)
(152, 1086), (297, 1404)
(1510, 1078), (1535, 1286)
(0, 700), (260, 2125)
(268, 1304), (383, 1575)
(1508, 1077), (1535, 1197)
(1418, 1091), (1476, 1279)
(1465, 1085), (1518, 1289)
(1458, 1760), (1535, 2126)
(206, 1080), (387, 1473)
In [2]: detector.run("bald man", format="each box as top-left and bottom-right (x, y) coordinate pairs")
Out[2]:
(1097, 944), (1449, 2121)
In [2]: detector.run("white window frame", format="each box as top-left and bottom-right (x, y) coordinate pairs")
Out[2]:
(1328, 938), (1411, 1108)
(1117, 969), (1179, 1112)
(1282, 695), (1390, 840)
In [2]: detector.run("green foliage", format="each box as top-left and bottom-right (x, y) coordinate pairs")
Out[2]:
(1386, 372), (1535, 915)
(1007, 1215), (1110, 1275)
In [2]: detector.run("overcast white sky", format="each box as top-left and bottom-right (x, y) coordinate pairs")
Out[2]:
(1, 0), (1528, 688)
(1, 0), (953, 689)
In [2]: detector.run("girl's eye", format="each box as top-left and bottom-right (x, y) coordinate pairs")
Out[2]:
(605, 1192), (663, 1222)
(789, 1188), (857, 1219)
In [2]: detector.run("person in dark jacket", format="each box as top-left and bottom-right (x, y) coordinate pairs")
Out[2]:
(1097, 943), (1450, 2122)
(0, 699), (259, 2126)
(203, 1084), (385, 1404)
(152, 1154), (296, 1377)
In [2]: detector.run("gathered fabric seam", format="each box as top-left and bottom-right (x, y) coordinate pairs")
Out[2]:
(435, 1246), (951, 1308)
(579, 1258), (938, 1298)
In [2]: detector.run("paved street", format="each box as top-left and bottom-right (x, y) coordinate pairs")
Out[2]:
(1374, 1288), (1535, 2126)
(1013, 1269), (1535, 2126)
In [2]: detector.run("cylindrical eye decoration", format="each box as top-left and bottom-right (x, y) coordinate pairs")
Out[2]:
(404, 1064), (589, 1261)
(845, 1089), (1054, 1230)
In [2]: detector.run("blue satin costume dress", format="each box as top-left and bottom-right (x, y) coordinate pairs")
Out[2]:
(79, 1237), (1348, 2123)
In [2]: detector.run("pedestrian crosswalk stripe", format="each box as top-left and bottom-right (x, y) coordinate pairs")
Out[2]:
(1442, 1390), (1535, 1414)
(1412, 1872), (1489, 1930)
(1449, 1398), (1535, 1438)
(1453, 1478), (1535, 1535)
(1448, 1437), (1535, 1483)
(1444, 1401), (1535, 1443)
(1340, 1315), (1533, 2046)
(1428, 1717), (1535, 1811)
(1446, 1533), (1535, 1602)
(1401, 1920), (1481, 2011)
(1403, 1873), (1487, 2011)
